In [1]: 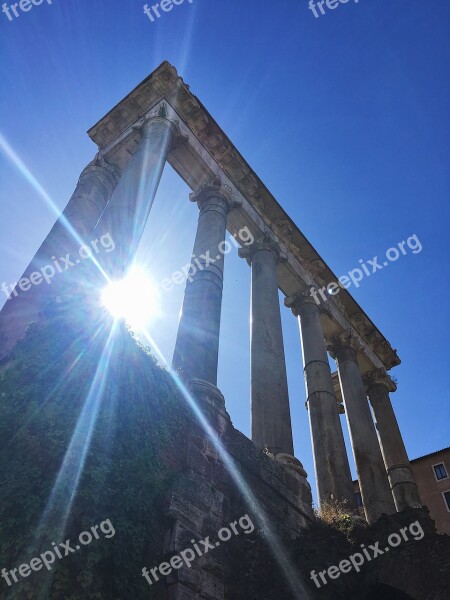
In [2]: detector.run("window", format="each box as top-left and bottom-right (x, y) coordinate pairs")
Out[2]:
(355, 491), (363, 507)
(433, 463), (448, 481)
(443, 491), (450, 512)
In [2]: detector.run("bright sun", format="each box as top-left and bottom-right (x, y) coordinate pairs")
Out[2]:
(101, 267), (160, 329)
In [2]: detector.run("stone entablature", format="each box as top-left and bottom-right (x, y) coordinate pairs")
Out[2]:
(87, 61), (399, 374)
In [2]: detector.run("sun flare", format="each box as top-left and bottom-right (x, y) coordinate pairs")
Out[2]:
(101, 267), (160, 329)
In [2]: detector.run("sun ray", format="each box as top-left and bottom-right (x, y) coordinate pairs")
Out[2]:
(33, 322), (118, 541)
(136, 325), (310, 599)
(3, 320), (107, 450)
(0, 132), (110, 283)
(101, 266), (161, 329)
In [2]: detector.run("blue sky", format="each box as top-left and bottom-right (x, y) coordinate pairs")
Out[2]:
(1, 0), (449, 500)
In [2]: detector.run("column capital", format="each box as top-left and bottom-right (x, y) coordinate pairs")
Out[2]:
(328, 330), (362, 358)
(238, 233), (286, 264)
(83, 153), (121, 184)
(284, 288), (317, 316)
(135, 105), (182, 150)
(363, 368), (397, 393)
(189, 182), (241, 212)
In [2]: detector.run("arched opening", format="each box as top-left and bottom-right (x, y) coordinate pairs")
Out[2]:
(365, 584), (416, 600)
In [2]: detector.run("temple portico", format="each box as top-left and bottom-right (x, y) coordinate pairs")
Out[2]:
(0, 62), (420, 526)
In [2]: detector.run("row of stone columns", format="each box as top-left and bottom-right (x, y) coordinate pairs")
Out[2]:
(164, 170), (420, 523)
(364, 369), (422, 511)
(5, 108), (419, 524)
(168, 188), (421, 522)
(329, 332), (396, 521)
(0, 106), (178, 361)
(285, 294), (357, 510)
(109, 113), (418, 523)
(281, 292), (420, 522)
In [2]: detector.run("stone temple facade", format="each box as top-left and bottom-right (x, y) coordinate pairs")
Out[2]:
(0, 62), (448, 599)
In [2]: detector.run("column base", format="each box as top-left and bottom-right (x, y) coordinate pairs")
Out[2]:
(189, 379), (231, 438)
(275, 453), (315, 519)
(387, 464), (422, 510)
(275, 453), (307, 478)
(189, 379), (227, 413)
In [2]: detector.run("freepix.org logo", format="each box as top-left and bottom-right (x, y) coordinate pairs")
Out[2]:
(1, 519), (115, 588)
(1, 234), (116, 301)
(1, 0), (54, 22)
(143, 0), (194, 24)
(308, 0), (361, 19)
(142, 514), (255, 587)
(308, 234), (422, 306)
(310, 520), (425, 588)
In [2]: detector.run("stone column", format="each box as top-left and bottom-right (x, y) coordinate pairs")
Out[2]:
(172, 184), (238, 386)
(0, 155), (119, 360)
(330, 332), (396, 523)
(364, 368), (422, 511)
(61, 155), (120, 244)
(94, 106), (179, 278)
(239, 235), (294, 457)
(285, 292), (356, 509)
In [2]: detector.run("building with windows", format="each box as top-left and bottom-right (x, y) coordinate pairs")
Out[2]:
(354, 447), (450, 534)
(410, 447), (450, 534)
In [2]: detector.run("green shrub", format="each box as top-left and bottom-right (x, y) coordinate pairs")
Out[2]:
(0, 297), (189, 599)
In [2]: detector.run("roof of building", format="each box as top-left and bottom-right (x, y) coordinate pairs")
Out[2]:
(410, 446), (450, 463)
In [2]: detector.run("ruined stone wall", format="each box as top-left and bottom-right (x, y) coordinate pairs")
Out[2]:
(158, 386), (450, 600)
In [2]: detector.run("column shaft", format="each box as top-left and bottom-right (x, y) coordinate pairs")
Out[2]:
(172, 185), (235, 385)
(285, 293), (356, 509)
(332, 333), (396, 523)
(94, 110), (178, 277)
(240, 238), (294, 456)
(0, 156), (118, 360)
(365, 369), (421, 511)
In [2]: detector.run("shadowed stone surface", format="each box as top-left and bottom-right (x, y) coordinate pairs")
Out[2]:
(239, 235), (294, 457)
(285, 293), (356, 510)
(331, 332), (396, 523)
(364, 368), (422, 511)
(172, 185), (238, 385)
